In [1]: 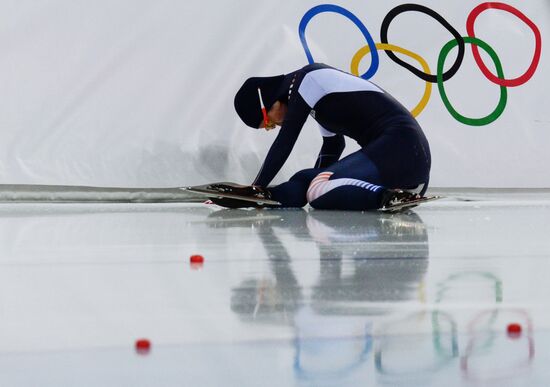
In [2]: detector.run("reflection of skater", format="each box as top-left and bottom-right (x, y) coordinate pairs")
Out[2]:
(220, 209), (305, 324)
(221, 209), (428, 322)
(306, 211), (429, 312)
(232, 63), (431, 210)
(222, 209), (430, 381)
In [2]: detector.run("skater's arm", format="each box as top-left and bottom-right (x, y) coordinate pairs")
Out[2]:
(253, 94), (311, 187)
(314, 134), (345, 168)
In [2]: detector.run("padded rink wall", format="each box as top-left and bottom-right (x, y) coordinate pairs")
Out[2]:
(0, 0), (547, 189)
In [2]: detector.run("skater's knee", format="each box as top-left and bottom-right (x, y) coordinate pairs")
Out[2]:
(306, 172), (333, 203)
(306, 177), (387, 211)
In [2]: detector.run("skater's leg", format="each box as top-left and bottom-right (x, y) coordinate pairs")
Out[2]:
(269, 168), (322, 207)
(366, 126), (431, 193)
(307, 126), (431, 211)
(307, 151), (387, 211)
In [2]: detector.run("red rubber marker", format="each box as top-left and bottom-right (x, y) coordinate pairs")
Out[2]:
(190, 254), (204, 270)
(135, 338), (151, 354)
(507, 323), (522, 337)
(190, 254), (204, 264)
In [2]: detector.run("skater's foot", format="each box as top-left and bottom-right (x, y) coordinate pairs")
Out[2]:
(380, 189), (422, 210)
(207, 183), (272, 201)
(207, 183), (273, 208)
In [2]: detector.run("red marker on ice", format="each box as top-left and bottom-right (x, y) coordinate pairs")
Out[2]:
(507, 323), (522, 337)
(190, 254), (204, 270)
(135, 338), (151, 354)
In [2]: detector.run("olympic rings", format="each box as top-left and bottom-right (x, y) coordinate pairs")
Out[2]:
(351, 43), (432, 118)
(466, 2), (542, 87)
(297, 2), (541, 126)
(380, 4), (465, 83)
(437, 36), (507, 126)
(298, 4), (379, 79)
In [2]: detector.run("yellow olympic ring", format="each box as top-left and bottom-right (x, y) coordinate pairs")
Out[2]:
(351, 43), (432, 117)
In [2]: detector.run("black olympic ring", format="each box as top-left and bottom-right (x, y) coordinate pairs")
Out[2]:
(380, 3), (465, 83)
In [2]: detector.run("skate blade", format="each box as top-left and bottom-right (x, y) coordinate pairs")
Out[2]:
(379, 195), (443, 213)
(182, 186), (281, 206)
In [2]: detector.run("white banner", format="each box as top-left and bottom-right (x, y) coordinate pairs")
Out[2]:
(0, 0), (547, 187)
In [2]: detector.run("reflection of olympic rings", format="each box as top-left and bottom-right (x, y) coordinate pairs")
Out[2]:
(351, 43), (432, 117)
(434, 272), (503, 353)
(438, 36), (507, 126)
(293, 331), (373, 380)
(375, 311), (458, 376)
(461, 309), (535, 382)
(298, 4), (379, 79)
(466, 2), (542, 87)
(298, 2), (542, 126)
(380, 4), (465, 83)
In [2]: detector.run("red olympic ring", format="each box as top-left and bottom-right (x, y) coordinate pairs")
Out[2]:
(466, 2), (542, 87)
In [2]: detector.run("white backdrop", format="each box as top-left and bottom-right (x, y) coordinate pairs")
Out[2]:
(0, 0), (548, 188)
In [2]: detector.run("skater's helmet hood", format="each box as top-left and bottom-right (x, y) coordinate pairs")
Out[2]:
(234, 74), (285, 128)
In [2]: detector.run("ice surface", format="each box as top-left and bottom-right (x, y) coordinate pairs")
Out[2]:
(0, 190), (549, 386)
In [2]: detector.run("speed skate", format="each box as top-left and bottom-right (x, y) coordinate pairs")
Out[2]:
(379, 195), (442, 212)
(183, 182), (281, 208)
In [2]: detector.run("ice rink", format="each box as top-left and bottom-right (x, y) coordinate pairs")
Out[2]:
(0, 189), (549, 386)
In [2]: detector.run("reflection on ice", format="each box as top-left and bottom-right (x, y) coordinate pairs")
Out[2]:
(0, 197), (549, 386)
(216, 208), (541, 385)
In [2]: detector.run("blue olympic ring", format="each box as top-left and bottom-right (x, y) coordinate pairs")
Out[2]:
(298, 4), (379, 80)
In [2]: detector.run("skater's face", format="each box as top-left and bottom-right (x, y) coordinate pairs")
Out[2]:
(259, 101), (287, 131)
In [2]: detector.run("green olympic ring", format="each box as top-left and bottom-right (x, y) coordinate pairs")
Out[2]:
(437, 36), (507, 126)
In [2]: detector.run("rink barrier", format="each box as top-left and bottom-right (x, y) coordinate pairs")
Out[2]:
(0, 184), (203, 203)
